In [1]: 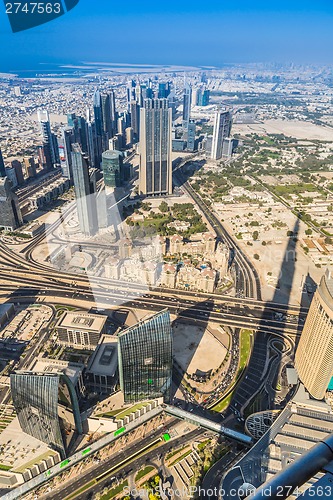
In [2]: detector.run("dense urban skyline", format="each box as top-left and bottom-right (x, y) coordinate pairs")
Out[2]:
(2, 1), (333, 496)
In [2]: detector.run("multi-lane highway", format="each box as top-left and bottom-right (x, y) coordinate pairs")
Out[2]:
(0, 237), (307, 331)
(173, 161), (261, 300)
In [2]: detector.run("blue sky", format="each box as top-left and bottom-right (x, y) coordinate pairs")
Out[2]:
(1, 0), (333, 71)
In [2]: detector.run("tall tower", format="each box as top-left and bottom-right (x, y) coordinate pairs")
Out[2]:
(139, 98), (172, 197)
(62, 127), (75, 180)
(118, 310), (173, 403)
(71, 144), (98, 237)
(295, 269), (333, 400)
(37, 109), (58, 170)
(186, 120), (196, 152)
(93, 90), (103, 164)
(11, 371), (82, 459)
(182, 83), (192, 129)
(0, 146), (5, 177)
(93, 90), (103, 136)
(101, 91), (117, 141)
(126, 80), (136, 112)
(130, 100), (140, 141)
(0, 177), (23, 230)
(211, 110), (232, 161)
(11, 160), (24, 185)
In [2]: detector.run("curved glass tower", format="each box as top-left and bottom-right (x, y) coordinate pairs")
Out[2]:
(118, 310), (173, 403)
(10, 371), (82, 458)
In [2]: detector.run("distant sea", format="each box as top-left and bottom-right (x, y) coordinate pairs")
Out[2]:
(1, 61), (212, 79)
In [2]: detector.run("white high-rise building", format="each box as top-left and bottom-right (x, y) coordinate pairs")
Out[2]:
(211, 110), (232, 161)
(295, 269), (333, 399)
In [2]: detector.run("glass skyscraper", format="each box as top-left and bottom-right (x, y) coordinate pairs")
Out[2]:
(118, 310), (173, 403)
(0, 146), (5, 177)
(37, 109), (59, 170)
(71, 143), (98, 236)
(139, 98), (172, 196)
(101, 150), (123, 188)
(10, 372), (82, 458)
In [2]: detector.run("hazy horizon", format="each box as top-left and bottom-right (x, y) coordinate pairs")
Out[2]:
(1, 0), (333, 72)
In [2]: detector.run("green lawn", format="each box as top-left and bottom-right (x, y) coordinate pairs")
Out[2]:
(135, 466), (155, 482)
(239, 329), (252, 370)
(114, 403), (150, 420)
(211, 392), (234, 412)
(0, 464), (11, 471)
(168, 449), (192, 467)
(98, 402), (152, 419)
(261, 136), (276, 145)
(197, 440), (210, 451)
(211, 329), (252, 413)
(166, 446), (186, 461)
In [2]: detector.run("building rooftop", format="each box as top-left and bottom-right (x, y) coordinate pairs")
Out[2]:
(0, 418), (57, 473)
(56, 311), (107, 333)
(28, 357), (84, 386)
(0, 303), (14, 318)
(86, 335), (118, 377)
(102, 150), (122, 160)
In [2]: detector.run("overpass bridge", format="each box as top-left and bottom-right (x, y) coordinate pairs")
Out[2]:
(164, 405), (252, 445)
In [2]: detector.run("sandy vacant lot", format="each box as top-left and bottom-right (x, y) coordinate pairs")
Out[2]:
(234, 119), (333, 141)
(173, 322), (227, 376)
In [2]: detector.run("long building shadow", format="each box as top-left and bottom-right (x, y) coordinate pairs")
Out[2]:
(224, 218), (301, 424)
(170, 298), (216, 412)
(199, 219), (303, 500)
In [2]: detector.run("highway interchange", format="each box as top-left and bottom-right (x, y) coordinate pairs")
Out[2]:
(0, 161), (308, 500)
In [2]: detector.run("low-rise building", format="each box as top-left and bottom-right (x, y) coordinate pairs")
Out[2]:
(85, 335), (118, 394)
(56, 311), (107, 350)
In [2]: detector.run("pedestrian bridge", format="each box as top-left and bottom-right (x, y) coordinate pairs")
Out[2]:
(164, 405), (253, 445)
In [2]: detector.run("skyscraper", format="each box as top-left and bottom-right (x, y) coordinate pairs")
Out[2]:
(10, 371), (83, 459)
(85, 108), (96, 168)
(71, 144), (98, 237)
(186, 120), (196, 152)
(182, 83), (192, 129)
(211, 110), (232, 161)
(93, 90), (103, 136)
(158, 82), (171, 98)
(0, 146), (5, 177)
(135, 84), (143, 107)
(0, 177), (23, 230)
(130, 100), (140, 141)
(37, 109), (58, 170)
(118, 310), (173, 403)
(62, 127), (75, 180)
(295, 270), (333, 400)
(222, 137), (234, 159)
(126, 80), (136, 111)
(23, 157), (37, 178)
(11, 160), (24, 185)
(93, 90), (103, 164)
(139, 98), (172, 197)
(101, 150), (123, 188)
(196, 87), (210, 106)
(101, 92), (116, 141)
